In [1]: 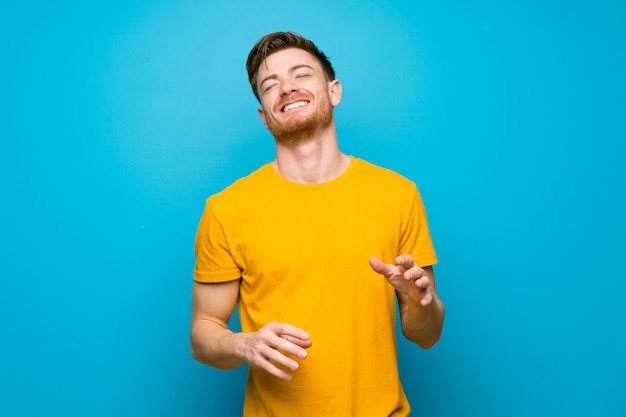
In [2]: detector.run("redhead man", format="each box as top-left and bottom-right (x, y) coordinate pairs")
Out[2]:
(191, 32), (445, 416)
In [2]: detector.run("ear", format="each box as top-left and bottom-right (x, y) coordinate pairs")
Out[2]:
(329, 79), (342, 107)
(258, 106), (268, 129)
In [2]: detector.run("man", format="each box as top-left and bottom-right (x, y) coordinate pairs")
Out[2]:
(191, 32), (445, 416)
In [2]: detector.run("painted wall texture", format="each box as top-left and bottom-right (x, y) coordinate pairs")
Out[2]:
(1, 1), (624, 416)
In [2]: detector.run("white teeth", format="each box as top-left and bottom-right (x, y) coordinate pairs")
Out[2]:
(283, 101), (308, 112)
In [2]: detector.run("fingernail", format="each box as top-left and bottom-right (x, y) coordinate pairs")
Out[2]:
(290, 362), (299, 370)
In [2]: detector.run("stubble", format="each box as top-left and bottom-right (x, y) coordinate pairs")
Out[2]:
(265, 93), (334, 147)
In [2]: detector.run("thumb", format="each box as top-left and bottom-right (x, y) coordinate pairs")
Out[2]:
(369, 256), (394, 275)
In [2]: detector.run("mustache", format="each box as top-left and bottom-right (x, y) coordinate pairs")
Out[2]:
(275, 94), (313, 112)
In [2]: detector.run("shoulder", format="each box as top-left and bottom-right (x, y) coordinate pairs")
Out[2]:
(208, 164), (274, 204)
(203, 164), (276, 222)
(352, 158), (417, 192)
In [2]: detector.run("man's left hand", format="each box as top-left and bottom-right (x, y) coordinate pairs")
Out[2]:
(369, 255), (434, 307)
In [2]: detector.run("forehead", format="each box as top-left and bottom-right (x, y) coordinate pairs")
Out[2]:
(257, 48), (322, 80)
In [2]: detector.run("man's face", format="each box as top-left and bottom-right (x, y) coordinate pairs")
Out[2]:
(256, 48), (341, 146)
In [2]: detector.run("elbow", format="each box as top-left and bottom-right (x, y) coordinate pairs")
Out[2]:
(189, 340), (220, 367)
(189, 333), (240, 370)
(189, 330), (213, 365)
(415, 332), (442, 350)
(403, 328), (442, 349)
(404, 302), (445, 349)
(190, 338), (205, 364)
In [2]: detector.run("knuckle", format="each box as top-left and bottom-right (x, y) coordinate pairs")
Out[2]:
(250, 352), (264, 366)
(254, 331), (267, 344)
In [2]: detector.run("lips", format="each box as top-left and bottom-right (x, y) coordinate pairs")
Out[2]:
(281, 100), (310, 112)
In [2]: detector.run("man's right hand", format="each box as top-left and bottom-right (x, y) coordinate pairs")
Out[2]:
(237, 322), (312, 380)
(191, 281), (311, 380)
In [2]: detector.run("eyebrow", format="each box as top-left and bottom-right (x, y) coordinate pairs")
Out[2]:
(259, 64), (315, 88)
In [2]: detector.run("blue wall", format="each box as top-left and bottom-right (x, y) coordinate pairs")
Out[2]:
(1, 1), (624, 416)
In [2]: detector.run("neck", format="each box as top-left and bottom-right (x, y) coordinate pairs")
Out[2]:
(272, 124), (350, 184)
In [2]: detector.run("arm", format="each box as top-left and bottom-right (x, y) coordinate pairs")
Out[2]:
(369, 256), (445, 349)
(190, 280), (312, 380)
(395, 264), (445, 348)
(190, 279), (244, 369)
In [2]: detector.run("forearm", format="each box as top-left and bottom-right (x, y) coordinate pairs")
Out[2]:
(190, 319), (246, 369)
(400, 293), (445, 349)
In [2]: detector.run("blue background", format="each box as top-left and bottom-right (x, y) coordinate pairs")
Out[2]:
(1, 1), (625, 416)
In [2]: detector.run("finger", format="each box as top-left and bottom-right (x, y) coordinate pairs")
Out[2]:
(248, 334), (304, 380)
(265, 323), (310, 359)
(402, 266), (424, 282)
(261, 343), (302, 373)
(245, 338), (298, 380)
(414, 276), (430, 289)
(396, 256), (425, 281)
(282, 334), (313, 349)
(258, 351), (298, 380)
(267, 322), (310, 342)
(395, 254), (415, 270)
(272, 336), (309, 359)
(369, 256), (395, 275)
(420, 292), (433, 307)
(269, 366), (293, 381)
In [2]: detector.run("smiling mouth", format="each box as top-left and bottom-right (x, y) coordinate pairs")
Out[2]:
(281, 100), (309, 112)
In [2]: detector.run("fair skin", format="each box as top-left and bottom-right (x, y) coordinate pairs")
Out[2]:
(190, 47), (445, 380)
(257, 48), (349, 184)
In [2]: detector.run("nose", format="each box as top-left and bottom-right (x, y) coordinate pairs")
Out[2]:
(280, 78), (299, 95)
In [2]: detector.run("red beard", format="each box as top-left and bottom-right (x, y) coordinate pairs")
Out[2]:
(265, 93), (334, 147)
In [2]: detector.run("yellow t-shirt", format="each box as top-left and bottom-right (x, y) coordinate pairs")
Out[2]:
(194, 157), (437, 417)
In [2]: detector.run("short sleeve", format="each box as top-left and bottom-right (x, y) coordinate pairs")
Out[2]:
(399, 187), (438, 268)
(193, 199), (242, 283)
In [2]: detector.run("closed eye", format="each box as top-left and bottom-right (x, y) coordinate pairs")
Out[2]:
(263, 83), (278, 93)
